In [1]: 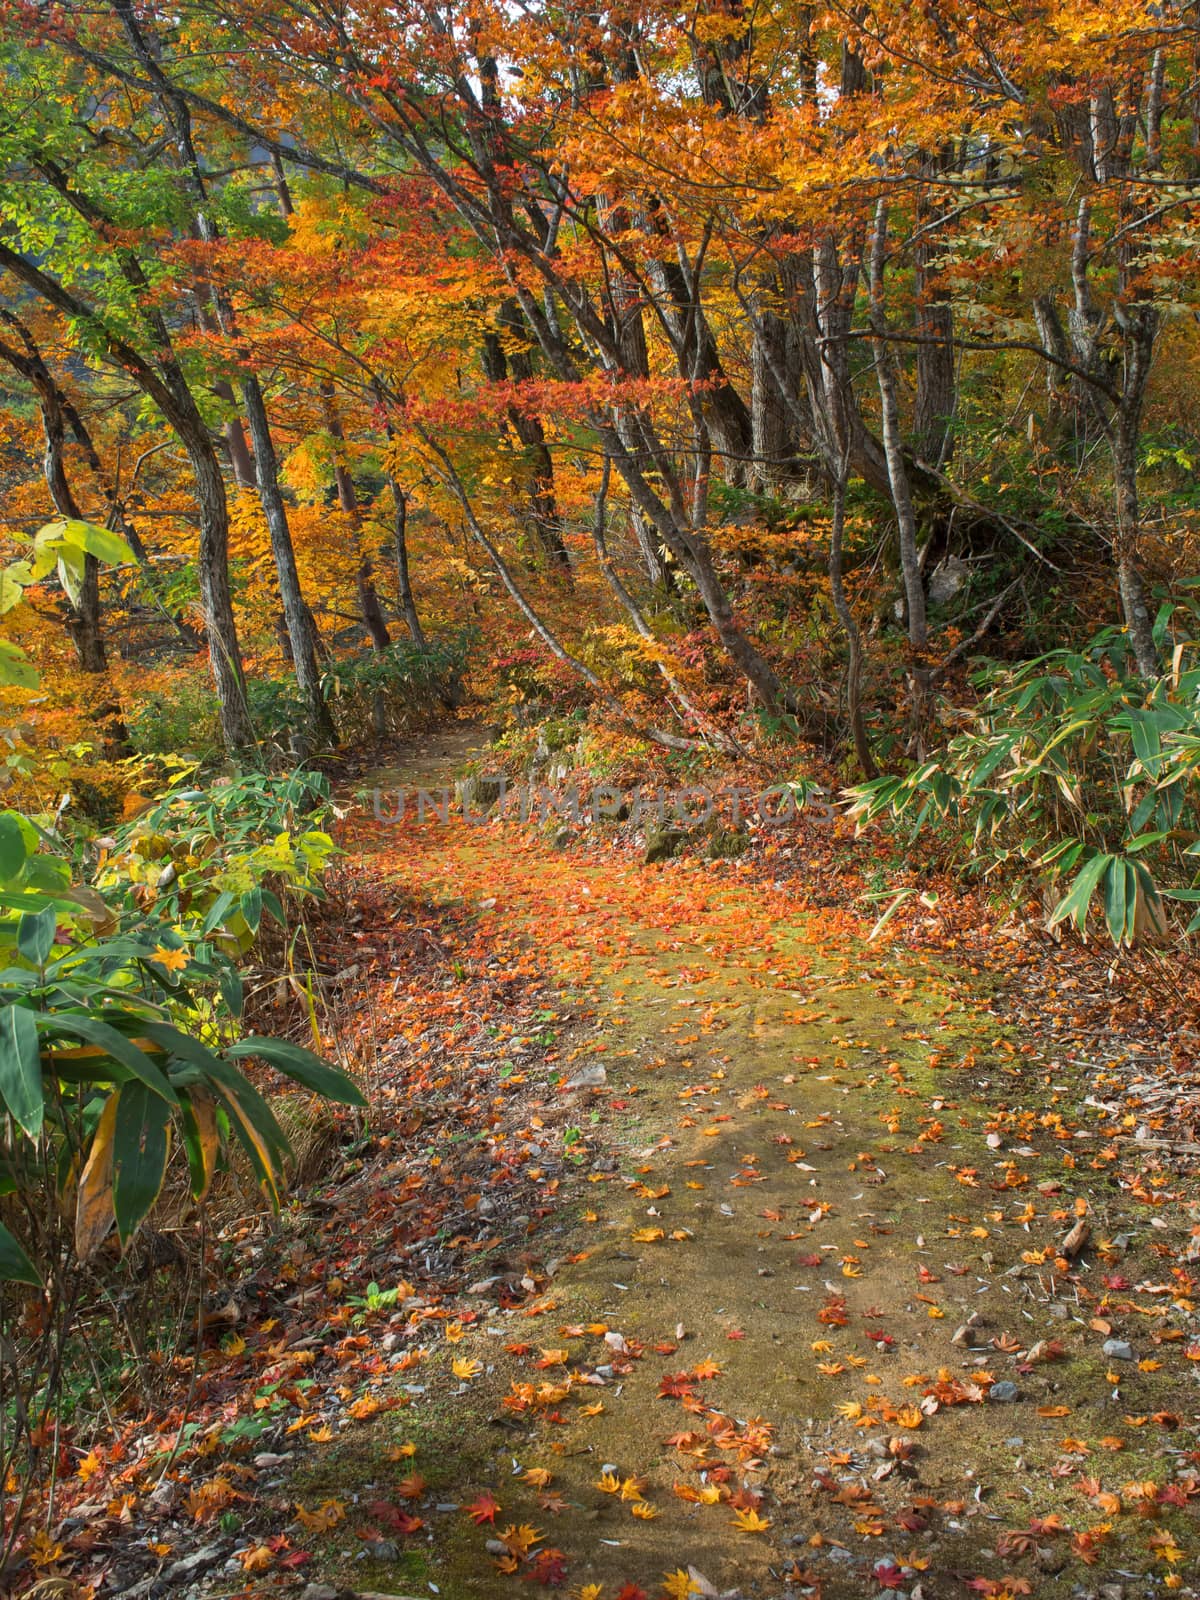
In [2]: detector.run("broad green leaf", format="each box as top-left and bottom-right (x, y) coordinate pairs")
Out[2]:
(17, 906), (56, 966)
(0, 813), (27, 882)
(112, 1081), (170, 1248)
(227, 1037), (366, 1106)
(36, 1014), (179, 1105)
(1103, 857), (1130, 947)
(0, 1003), (43, 1137)
(178, 1089), (220, 1202)
(0, 568), (26, 615)
(0, 640), (38, 689)
(0, 1220), (39, 1285)
(1048, 852), (1111, 935)
(55, 519), (134, 565)
(57, 546), (85, 607)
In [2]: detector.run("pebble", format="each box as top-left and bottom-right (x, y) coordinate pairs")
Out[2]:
(1102, 1339), (1134, 1361)
(988, 1381), (1020, 1403)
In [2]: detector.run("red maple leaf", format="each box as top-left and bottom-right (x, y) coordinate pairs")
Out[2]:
(466, 1492), (500, 1525)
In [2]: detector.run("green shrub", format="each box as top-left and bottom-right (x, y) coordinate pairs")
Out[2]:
(846, 629), (1200, 948)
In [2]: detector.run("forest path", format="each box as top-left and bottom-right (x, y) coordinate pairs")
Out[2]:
(300, 727), (1200, 1600)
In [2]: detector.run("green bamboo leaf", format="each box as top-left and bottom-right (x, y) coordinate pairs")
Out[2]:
(17, 906), (56, 966)
(226, 1037), (366, 1106)
(0, 813), (27, 882)
(35, 1014), (179, 1105)
(111, 1081), (170, 1248)
(0, 1220), (40, 1285)
(0, 1003), (43, 1138)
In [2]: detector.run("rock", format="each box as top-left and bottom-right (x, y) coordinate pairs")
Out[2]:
(300, 1586), (338, 1600)
(166, 1545), (225, 1581)
(928, 555), (968, 605)
(643, 826), (684, 863)
(1102, 1338), (1134, 1361)
(362, 1538), (400, 1560)
(705, 828), (749, 861)
(564, 1064), (607, 1091)
(988, 1381), (1020, 1403)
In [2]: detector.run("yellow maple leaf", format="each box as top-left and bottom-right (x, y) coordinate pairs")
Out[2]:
(523, 1467), (553, 1488)
(631, 1500), (660, 1519)
(732, 1508), (771, 1533)
(152, 944), (189, 974)
(77, 1450), (102, 1482)
(596, 1472), (621, 1494)
(452, 1357), (484, 1380)
(632, 1227), (665, 1243)
(294, 1499), (344, 1532)
(499, 1523), (543, 1558)
(662, 1569), (700, 1599)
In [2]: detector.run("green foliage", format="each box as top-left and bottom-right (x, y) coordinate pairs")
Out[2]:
(0, 519), (134, 687)
(0, 789), (361, 1284)
(319, 630), (474, 739)
(846, 630), (1200, 948)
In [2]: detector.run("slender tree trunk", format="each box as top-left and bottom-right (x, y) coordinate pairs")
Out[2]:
(1114, 406), (1159, 678)
(184, 426), (256, 750)
(869, 202), (931, 746)
(240, 375), (336, 746)
(869, 203), (927, 654)
(592, 458), (739, 753)
(481, 315), (571, 573)
(828, 466), (876, 778)
(322, 390), (391, 650)
(388, 480), (427, 649)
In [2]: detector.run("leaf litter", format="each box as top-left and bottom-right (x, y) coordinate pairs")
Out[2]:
(27, 729), (1200, 1600)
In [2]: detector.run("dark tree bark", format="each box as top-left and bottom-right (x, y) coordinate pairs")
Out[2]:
(387, 479), (427, 650)
(240, 375), (336, 746)
(321, 389), (392, 651)
(480, 306), (571, 574)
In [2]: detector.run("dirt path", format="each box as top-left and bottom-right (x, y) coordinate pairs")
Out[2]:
(297, 730), (1200, 1600)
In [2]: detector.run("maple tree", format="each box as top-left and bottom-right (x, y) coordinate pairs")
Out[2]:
(1, 3), (1200, 1597)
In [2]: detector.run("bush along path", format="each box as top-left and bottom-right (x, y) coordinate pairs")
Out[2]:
(69, 732), (1199, 1600)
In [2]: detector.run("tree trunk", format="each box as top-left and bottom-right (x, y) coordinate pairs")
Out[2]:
(481, 315), (571, 573)
(322, 389), (391, 650)
(388, 480), (427, 649)
(870, 202), (930, 746)
(828, 467), (876, 778)
(240, 374), (336, 746)
(869, 204), (927, 653)
(750, 308), (797, 489)
(1114, 410), (1159, 678)
(187, 427), (256, 750)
